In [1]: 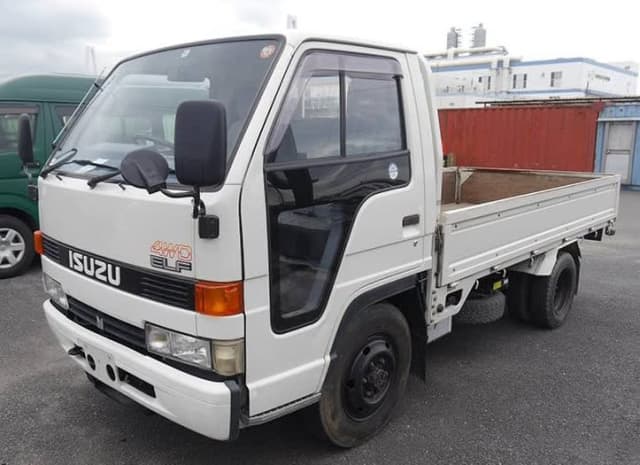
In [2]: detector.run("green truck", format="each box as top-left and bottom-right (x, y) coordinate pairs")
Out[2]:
(0, 74), (93, 278)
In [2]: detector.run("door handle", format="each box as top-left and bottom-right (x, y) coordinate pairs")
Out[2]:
(402, 214), (420, 227)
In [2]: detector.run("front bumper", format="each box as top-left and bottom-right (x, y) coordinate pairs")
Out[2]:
(44, 300), (238, 440)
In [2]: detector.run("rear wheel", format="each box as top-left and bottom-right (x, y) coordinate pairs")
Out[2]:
(529, 252), (578, 329)
(318, 302), (411, 448)
(0, 215), (34, 279)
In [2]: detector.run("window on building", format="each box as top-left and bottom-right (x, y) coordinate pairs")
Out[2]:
(512, 73), (527, 89)
(478, 75), (491, 91)
(550, 71), (563, 87)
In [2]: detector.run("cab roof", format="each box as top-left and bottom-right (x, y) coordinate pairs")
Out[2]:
(0, 74), (94, 103)
(120, 31), (418, 66)
(281, 30), (418, 54)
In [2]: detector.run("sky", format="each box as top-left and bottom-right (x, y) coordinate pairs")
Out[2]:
(1, 0), (639, 78)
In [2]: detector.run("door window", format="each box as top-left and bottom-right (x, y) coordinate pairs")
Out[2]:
(54, 105), (77, 127)
(264, 51), (409, 332)
(269, 74), (340, 162)
(345, 76), (403, 156)
(0, 105), (38, 153)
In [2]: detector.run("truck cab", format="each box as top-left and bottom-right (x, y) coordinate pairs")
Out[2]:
(27, 33), (619, 447)
(0, 74), (93, 277)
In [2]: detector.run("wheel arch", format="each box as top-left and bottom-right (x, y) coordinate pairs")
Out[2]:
(511, 241), (582, 281)
(0, 206), (37, 230)
(328, 273), (428, 382)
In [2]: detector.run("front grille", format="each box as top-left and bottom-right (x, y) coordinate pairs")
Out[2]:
(139, 275), (194, 308)
(42, 235), (195, 310)
(56, 297), (146, 351)
(42, 236), (61, 262)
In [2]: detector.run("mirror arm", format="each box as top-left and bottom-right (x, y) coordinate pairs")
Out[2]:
(191, 186), (206, 219)
(159, 187), (207, 219)
(160, 188), (194, 199)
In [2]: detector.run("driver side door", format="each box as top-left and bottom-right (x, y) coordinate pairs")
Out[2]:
(241, 45), (425, 417)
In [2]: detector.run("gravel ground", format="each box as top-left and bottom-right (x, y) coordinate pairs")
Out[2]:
(1, 190), (638, 465)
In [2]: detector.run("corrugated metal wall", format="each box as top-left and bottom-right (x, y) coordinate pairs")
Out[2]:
(595, 103), (640, 188)
(438, 105), (602, 172)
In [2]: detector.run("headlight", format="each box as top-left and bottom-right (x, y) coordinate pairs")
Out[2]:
(145, 324), (211, 369)
(43, 274), (68, 310)
(145, 324), (244, 375)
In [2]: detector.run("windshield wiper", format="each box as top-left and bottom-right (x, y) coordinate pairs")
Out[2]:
(43, 157), (120, 180)
(87, 169), (121, 188)
(40, 149), (78, 178)
(87, 165), (176, 189)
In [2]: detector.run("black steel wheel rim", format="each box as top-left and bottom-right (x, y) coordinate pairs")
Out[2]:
(343, 336), (397, 421)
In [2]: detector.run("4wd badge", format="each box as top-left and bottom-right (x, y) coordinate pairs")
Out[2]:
(149, 241), (193, 274)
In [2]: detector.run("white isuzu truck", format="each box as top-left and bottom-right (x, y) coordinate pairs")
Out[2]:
(17, 32), (620, 447)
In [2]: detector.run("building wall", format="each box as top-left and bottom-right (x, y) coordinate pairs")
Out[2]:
(582, 62), (637, 96)
(431, 57), (638, 108)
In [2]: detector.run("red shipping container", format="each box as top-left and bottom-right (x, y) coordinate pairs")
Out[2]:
(438, 105), (601, 172)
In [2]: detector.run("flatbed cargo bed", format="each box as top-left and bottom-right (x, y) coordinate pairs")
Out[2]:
(437, 168), (620, 286)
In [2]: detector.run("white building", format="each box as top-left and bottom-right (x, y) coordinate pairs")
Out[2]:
(427, 46), (639, 108)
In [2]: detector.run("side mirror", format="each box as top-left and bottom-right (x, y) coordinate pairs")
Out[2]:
(174, 100), (227, 187)
(120, 149), (169, 193)
(17, 114), (34, 166)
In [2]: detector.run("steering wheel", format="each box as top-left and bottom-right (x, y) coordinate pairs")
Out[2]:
(133, 134), (174, 149)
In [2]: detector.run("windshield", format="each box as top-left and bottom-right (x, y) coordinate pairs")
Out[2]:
(51, 38), (281, 183)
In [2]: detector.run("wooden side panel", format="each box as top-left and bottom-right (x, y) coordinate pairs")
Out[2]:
(460, 171), (588, 204)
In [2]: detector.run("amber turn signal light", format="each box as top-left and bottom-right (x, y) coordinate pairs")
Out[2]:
(33, 230), (43, 255)
(195, 281), (243, 317)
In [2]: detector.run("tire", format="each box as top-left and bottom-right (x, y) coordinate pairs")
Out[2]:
(0, 215), (34, 279)
(507, 271), (531, 323)
(318, 302), (411, 448)
(529, 252), (578, 329)
(454, 291), (506, 325)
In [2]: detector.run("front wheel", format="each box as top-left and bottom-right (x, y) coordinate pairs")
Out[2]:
(0, 215), (34, 279)
(318, 302), (411, 448)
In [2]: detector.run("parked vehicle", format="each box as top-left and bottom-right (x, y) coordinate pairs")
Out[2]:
(0, 74), (93, 277)
(18, 33), (620, 447)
